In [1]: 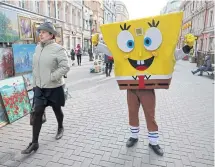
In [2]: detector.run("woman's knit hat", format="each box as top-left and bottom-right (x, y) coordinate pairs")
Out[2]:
(37, 22), (57, 36)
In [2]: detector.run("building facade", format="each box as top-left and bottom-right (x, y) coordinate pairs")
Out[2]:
(0, 0), (129, 53)
(82, 0), (104, 52)
(179, 0), (214, 63)
(82, 5), (93, 51)
(115, 0), (129, 22)
(103, 0), (116, 24)
(0, 0), (83, 51)
(160, 0), (182, 14)
(83, 0), (104, 34)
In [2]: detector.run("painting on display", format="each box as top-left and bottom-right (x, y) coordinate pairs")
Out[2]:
(23, 73), (33, 91)
(0, 7), (19, 43)
(32, 22), (41, 43)
(0, 97), (8, 128)
(18, 15), (33, 40)
(0, 76), (31, 123)
(12, 44), (36, 74)
(55, 27), (63, 45)
(0, 48), (14, 80)
(27, 90), (34, 106)
(28, 90), (33, 100)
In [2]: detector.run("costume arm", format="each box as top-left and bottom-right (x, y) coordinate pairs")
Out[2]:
(95, 42), (112, 56)
(174, 45), (192, 61)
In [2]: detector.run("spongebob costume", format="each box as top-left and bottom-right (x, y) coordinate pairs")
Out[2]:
(92, 12), (195, 156)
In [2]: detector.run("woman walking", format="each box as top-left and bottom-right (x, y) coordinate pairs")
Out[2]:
(75, 44), (82, 66)
(21, 22), (70, 154)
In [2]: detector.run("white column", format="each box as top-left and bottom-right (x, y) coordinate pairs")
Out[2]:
(55, 0), (58, 19)
(43, 0), (48, 16)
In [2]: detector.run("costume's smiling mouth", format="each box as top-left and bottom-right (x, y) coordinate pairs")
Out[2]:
(128, 56), (154, 71)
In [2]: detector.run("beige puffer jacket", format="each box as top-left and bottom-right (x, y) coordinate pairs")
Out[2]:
(32, 40), (70, 88)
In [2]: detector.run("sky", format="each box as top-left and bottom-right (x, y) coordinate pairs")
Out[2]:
(123, 0), (168, 19)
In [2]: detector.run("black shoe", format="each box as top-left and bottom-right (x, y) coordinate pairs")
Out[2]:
(149, 143), (164, 156)
(55, 127), (64, 140)
(21, 143), (39, 154)
(198, 74), (203, 76)
(191, 71), (195, 75)
(126, 137), (138, 147)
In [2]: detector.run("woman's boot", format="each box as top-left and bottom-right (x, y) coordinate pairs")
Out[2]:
(21, 143), (39, 154)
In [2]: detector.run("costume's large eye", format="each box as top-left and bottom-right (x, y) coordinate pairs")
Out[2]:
(117, 31), (134, 52)
(143, 27), (162, 51)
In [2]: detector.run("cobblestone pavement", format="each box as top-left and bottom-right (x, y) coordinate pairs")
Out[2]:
(0, 60), (214, 167)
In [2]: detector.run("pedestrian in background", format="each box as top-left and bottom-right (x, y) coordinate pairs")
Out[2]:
(21, 22), (70, 154)
(104, 54), (114, 77)
(70, 49), (75, 66)
(191, 55), (212, 76)
(75, 44), (82, 66)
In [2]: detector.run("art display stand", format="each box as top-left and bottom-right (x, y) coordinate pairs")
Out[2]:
(90, 54), (105, 73)
(0, 6), (63, 127)
(0, 44), (35, 127)
(0, 6), (64, 128)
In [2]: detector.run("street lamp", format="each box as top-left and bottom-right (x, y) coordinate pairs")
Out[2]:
(89, 11), (94, 61)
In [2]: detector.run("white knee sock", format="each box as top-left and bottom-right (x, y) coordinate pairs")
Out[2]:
(148, 131), (159, 145)
(130, 126), (139, 139)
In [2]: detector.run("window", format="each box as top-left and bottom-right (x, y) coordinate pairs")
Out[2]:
(65, 5), (69, 22)
(77, 38), (81, 46)
(77, 11), (81, 27)
(72, 8), (76, 26)
(209, 10), (214, 27)
(200, 39), (203, 51)
(19, 0), (24, 8)
(85, 20), (88, 30)
(67, 36), (70, 50)
(72, 37), (76, 49)
(209, 37), (214, 51)
(57, 3), (61, 19)
(35, 0), (40, 13)
(47, 1), (51, 16)
(204, 38), (207, 52)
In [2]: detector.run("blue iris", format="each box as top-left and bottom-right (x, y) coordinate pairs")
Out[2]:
(126, 40), (134, 49)
(144, 37), (152, 47)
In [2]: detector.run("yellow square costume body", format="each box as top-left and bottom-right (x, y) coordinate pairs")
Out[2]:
(92, 12), (195, 156)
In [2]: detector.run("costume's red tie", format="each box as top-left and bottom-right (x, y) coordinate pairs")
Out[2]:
(138, 75), (145, 88)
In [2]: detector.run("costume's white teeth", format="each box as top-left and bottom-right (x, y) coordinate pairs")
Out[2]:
(137, 60), (145, 65)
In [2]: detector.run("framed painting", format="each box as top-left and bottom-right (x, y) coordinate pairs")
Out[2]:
(0, 7), (19, 43)
(23, 73), (33, 91)
(55, 27), (64, 45)
(27, 90), (34, 100)
(0, 48), (14, 80)
(0, 96), (8, 128)
(32, 22), (42, 44)
(12, 44), (36, 74)
(0, 76), (31, 123)
(18, 15), (33, 40)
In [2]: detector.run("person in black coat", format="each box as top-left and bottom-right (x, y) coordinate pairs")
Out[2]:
(70, 49), (75, 66)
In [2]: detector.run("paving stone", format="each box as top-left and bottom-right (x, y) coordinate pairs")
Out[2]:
(0, 61), (213, 167)
(46, 162), (63, 167)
